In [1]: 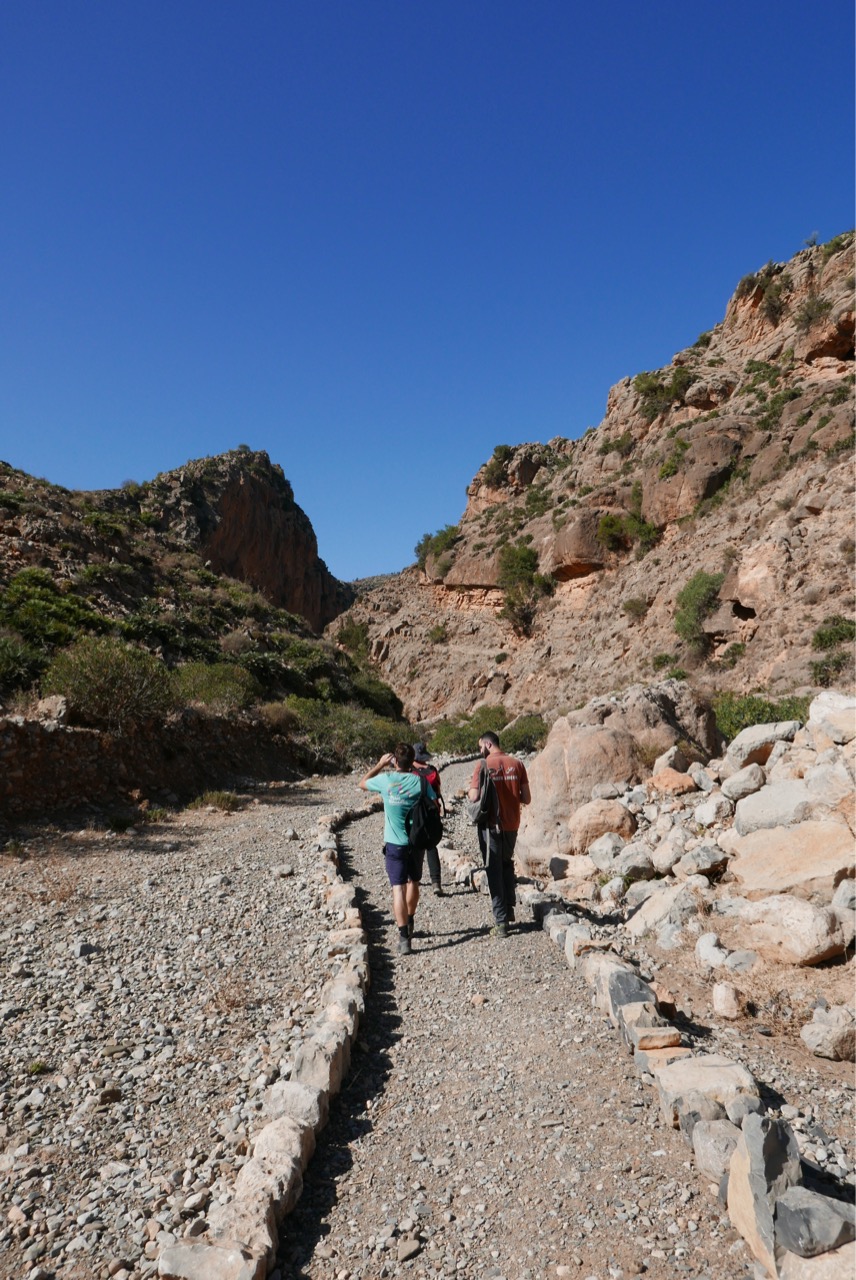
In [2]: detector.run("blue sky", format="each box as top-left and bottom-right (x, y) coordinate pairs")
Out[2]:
(1, 2), (853, 583)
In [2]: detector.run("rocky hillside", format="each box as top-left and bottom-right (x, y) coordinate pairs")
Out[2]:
(333, 233), (855, 723)
(0, 448), (352, 637)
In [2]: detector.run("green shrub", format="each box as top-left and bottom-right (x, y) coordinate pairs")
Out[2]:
(282, 697), (406, 769)
(622, 597), (649, 619)
(821, 230), (854, 263)
(172, 662), (259, 712)
(523, 485), (551, 518)
(428, 623), (448, 644)
(596, 513), (627, 552)
(0, 635), (44, 695)
(810, 652), (850, 687)
(794, 292), (832, 333)
(335, 618), (370, 657)
(188, 790), (244, 812)
(693, 331), (713, 349)
(659, 437), (690, 479)
(42, 637), (175, 732)
(827, 382), (851, 406)
(673, 571), (725, 653)
(497, 542), (554, 636)
(502, 715), (549, 753)
(483, 445), (514, 488)
(712, 691), (810, 742)
(428, 704), (508, 755)
(812, 615), (856, 651)
(633, 367), (696, 422)
(415, 524), (461, 570)
(495, 652), (508, 664)
(652, 652), (675, 671)
(715, 642), (746, 670)
(598, 431), (634, 458)
(667, 667), (689, 681)
(0, 568), (108, 651)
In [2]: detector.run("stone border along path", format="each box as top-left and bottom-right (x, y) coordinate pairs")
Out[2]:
(164, 759), (852, 1280)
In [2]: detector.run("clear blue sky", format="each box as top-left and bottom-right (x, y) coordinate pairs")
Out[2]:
(1, 2), (852, 582)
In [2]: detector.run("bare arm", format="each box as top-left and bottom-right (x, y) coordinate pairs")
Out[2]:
(359, 752), (395, 791)
(520, 780), (531, 806)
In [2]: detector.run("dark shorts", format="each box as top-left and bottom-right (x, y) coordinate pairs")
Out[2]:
(384, 842), (424, 887)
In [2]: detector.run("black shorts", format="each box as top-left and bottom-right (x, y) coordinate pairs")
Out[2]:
(384, 842), (424, 886)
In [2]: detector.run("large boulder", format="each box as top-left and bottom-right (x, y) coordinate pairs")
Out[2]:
(807, 690), (856, 745)
(800, 1005), (856, 1062)
(567, 798), (637, 854)
(729, 820), (855, 903)
(727, 1114), (802, 1277)
(739, 895), (847, 966)
(734, 781), (812, 835)
(725, 721), (802, 769)
(517, 722), (640, 867)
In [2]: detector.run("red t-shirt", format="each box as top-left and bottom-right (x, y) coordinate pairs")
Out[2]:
(470, 750), (529, 831)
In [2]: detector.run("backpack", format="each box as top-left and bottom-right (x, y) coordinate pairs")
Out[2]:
(465, 759), (500, 829)
(416, 762), (447, 816)
(406, 775), (444, 850)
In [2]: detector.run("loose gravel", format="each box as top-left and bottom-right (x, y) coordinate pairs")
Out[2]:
(2, 762), (852, 1280)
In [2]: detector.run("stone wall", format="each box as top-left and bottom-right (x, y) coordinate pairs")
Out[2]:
(0, 713), (302, 819)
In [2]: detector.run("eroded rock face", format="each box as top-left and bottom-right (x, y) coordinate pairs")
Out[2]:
(331, 238), (855, 722)
(200, 468), (352, 632)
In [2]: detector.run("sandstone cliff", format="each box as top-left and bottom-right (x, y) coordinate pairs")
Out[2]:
(331, 235), (855, 722)
(0, 449), (353, 636)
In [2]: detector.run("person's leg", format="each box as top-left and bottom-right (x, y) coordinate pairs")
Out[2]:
(484, 829), (508, 928)
(425, 846), (442, 891)
(385, 844), (413, 953)
(390, 883), (409, 926)
(501, 832), (517, 922)
(405, 851), (424, 935)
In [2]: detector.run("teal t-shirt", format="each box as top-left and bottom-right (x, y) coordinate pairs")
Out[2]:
(365, 771), (435, 845)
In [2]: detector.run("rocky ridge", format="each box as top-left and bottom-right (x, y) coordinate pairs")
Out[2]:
(333, 235), (855, 721)
(0, 448), (352, 638)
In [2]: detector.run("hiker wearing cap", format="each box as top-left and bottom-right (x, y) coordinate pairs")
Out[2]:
(359, 742), (435, 955)
(468, 731), (530, 938)
(412, 743), (444, 896)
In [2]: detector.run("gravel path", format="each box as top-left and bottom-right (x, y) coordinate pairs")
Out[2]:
(2, 763), (852, 1280)
(281, 763), (757, 1280)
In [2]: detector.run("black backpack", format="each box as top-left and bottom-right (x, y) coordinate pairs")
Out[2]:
(406, 775), (443, 850)
(465, 759), (500, 829)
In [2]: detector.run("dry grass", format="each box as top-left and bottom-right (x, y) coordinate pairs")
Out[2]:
(206, 974), (253, 1015)
(21, 858), (80, 904)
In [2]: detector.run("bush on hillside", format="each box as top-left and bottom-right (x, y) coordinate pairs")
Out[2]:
(171, 661), (259, 712)
(0, 568), (107, 654)
(415, 524), (461, 572)
(502, 714), (549, 754)
(674, 571), (725, 653)
(0, 635), (44, 697)
(428, 704), (508, 755)
(711, 691), (811, 743)
(42, 636), (175, 732)
(281, 697), (407, 770)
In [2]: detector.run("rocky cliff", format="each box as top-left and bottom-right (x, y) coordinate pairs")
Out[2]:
(332, 234), (855, 722)
(0, 449), (353, 636)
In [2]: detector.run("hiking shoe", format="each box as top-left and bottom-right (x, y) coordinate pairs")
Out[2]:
(490, 923), (509, 939)
(397, 935), (412, 955)
(433, 884), (444, 897)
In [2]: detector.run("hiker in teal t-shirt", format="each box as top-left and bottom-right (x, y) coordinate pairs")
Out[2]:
(360, 742), (435, 956)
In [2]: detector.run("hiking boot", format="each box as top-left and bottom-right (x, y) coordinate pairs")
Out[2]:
(490, 923), (509, 939)
(432, 883), (444, 897)
(397, 935), (412, 955)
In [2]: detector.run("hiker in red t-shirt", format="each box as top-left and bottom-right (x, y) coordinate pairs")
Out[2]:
(412, 742), (444, 896)
(468, 731), (530, 937)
